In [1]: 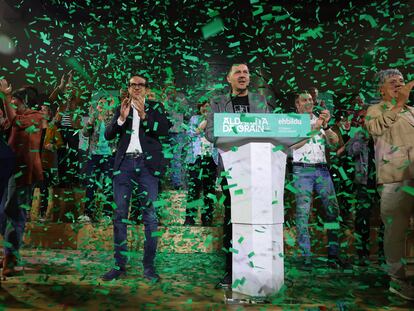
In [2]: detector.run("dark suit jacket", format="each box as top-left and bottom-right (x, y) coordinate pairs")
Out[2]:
(105, 100), (170, 177)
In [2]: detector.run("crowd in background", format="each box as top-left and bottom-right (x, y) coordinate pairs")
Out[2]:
(0, 65), (412, 299)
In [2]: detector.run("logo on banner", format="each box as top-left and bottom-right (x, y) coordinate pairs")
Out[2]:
(278, 118), (302, 125)
(222, 117), (270, 133)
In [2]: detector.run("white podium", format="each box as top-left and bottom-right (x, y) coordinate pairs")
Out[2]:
(214, 113), (310, 297)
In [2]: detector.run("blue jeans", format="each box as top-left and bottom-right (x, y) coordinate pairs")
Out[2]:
(0, 153), (15, 233)
(113, 157), (159, 271)
(0, 176), (33, 256)
(293, 165), (339, 257)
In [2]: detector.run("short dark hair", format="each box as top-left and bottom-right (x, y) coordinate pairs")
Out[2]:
(294, 91), (311, 102)
(197, 101), (209, 114)
(227, 63), (248, 76)
(12, 86), (39, 108)
(129, 75), (149, 87)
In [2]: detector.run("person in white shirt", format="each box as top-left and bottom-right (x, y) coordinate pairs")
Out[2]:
(102, 75), (170, 282)
(291, 91), (351, 270)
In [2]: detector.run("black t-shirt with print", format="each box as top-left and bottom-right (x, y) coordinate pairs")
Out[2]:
(231, 95), (250, 113)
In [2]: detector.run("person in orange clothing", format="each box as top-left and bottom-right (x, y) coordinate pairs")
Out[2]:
(0, 79), (44, 277)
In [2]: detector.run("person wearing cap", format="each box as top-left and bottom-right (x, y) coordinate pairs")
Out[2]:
(0, 79), (44, 277)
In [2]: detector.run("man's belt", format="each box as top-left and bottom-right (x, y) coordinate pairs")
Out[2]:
(125, 152), (143, 159)
(292, 162), (327, 168)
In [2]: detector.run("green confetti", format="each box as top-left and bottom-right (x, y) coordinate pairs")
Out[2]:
(338, 167), (348, 180)
(63, 33), (74, 39)
(402, 186), (414, 196)
(228, 41), (240, 48)
(240, 114), (256, 123)
(19, 59), (29, 68)
(183, 54), (199, 62)
(234, 189), (244, 195)
(151, 231), (164, 237)
(324, 222), (340, 230)
(272, 145), (285, 152)
(229, 247), (239, 254)
(201, 17), (224, 39)
(286, 184), (298, 194)
(359, 14), (378, 28)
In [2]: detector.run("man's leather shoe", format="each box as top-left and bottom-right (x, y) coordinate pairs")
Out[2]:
(2, 254), (18, 277)
(301, 257), (312, 271)
(101, 267), (126, 281)
(327, 256), (353, 270)
(215, 273), (232, 289)
(144, 271), (160, 283)
(184, 217), (195, 226)
(144, 266), (160, 282)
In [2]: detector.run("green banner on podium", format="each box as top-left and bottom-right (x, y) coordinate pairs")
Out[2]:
(214, 113), (311, 138)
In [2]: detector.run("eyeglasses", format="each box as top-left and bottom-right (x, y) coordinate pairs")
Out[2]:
(129, 83), (147, 89)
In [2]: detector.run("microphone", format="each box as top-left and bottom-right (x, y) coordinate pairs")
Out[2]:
(314, 100), (326, 118)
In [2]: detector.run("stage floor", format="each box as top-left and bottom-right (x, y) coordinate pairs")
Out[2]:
(0, 249), (413, 310)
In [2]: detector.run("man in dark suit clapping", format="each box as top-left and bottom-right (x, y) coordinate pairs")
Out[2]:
(102, 75), (170, 282)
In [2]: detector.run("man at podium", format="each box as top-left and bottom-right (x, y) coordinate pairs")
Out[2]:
(205, 63), (269, 287)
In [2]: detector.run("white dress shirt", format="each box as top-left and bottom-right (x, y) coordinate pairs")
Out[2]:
(117, 100), (143, 153)
(292, 114), (327, 164)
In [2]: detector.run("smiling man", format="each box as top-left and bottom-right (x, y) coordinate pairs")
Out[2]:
(103, 74), (170, 282)
(366, 69), (414, 300)
(290, 92), (352, 271)
(205, 63), (269, 288)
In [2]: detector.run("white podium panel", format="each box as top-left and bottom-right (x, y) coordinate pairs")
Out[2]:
(232, 223), (284, 297)
(214, 113), (310, 298)
(221, 142), (286, 225)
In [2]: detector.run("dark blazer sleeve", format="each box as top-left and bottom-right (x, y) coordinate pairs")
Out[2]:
(141, 102), (171, 137)
(262, 95), (270, 113)
(104, 108), (123, 141)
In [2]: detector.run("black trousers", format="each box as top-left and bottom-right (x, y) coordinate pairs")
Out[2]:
(0, 156), (15, 206)
(220, 176), (232, 276)
(186, 156), (217, 225)
(39, 168), (58, 217)
(354, 184), (382, 258)
(57, 127), (79, 186)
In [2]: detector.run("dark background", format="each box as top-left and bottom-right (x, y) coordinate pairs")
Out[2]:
(0, 0), (413, 112)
